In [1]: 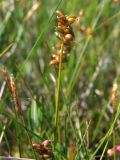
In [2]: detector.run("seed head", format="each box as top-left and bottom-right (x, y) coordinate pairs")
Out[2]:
(49, 10), (75, 67)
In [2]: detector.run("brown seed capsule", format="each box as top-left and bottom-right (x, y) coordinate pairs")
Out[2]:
(42, 140), (51, 148)
(58, 17), (67, 24)
(57, 25), (71, 34)
(49, 59), (58, 65)
(58, 21), (63, 27)
(66, 15), (76, 24)
(56, 10), (64, 17)
(56, 10), (67, 24)
(32, 141), (53, 158)
(57, 26), (64, 33)
(64, 27), (71, 34)
(55, 43), (61, 50)
(64, 34), (74, 42)
(51, 54), (58, 59)
(55, 32), (63, 40)
(49, 54), (59, 65)
(64, 44), (71, 52)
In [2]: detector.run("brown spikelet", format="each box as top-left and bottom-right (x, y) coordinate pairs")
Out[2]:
(75, 10), (93, 38)
(49, 10), (75, 67)
(75, 10), (84, 30)
(32, 140), (53, 160)
(9, 74), (22, 113)
(2, 66), (22, 113)
(2, 66), (12, 95)
(2, 66), (9, 82)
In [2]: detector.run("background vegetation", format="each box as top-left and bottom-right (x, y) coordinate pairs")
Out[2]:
(0, 0), (120, 159)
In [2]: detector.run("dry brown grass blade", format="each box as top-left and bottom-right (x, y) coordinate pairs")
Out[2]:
(24, 1), (40, 21)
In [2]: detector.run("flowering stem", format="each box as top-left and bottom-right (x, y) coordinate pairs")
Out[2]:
(55, 42), (64, 144)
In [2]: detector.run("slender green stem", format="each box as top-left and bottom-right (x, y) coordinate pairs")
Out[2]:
(99, 141), (108, 160)
(113, 132), (116, 160)
(11, 100), (22, 157)
(13, 100), (37, 159)
(90, 103), (120, 160)
(55, 42), (64, 143)
(20, 115), (37, 160)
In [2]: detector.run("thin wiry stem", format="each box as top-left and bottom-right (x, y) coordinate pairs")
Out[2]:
(55, 42), (64, 143)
